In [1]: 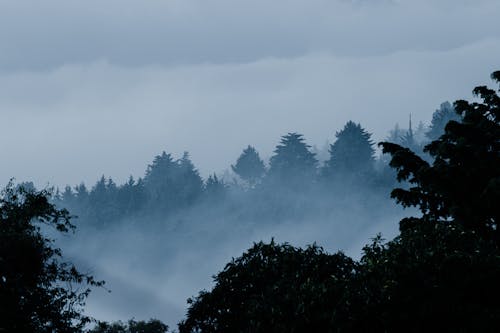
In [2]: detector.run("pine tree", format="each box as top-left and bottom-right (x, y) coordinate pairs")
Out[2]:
(143, 151), (203, 212)
(231, 145), (266, 187)
(322, 121), (375, 182)
(267, 133), (318, 186)
(177, 152), (204, 206)
(143, 152), (178, 211)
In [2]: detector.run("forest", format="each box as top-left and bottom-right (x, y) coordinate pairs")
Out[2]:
(1, 71), (499, 332)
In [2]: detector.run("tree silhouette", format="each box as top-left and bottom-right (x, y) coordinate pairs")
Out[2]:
(380, 71), (500, 240)
(0, 183), (103, 332)
(89, 319), (168, 333)
(322, 121), (375, 182)
(267, 133), (318, 186)
(231, 145), (266, 187)
(179, 241), (356, 333)
(143, 151), (203, 213)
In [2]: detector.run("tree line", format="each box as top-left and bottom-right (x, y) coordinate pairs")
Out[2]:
(54, 102), (459, 227)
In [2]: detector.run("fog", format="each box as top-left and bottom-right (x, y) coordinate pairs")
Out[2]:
(2, 0), (500, 330)
(57, 179), (407, 326)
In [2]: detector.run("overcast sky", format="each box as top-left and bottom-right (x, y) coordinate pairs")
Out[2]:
(1, 0), (499, 188)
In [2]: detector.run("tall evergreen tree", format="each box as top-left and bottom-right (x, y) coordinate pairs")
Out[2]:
(144, 151), (203, 212)
(267, 133), (318, 186)
(143, 152), (178, 211)
(87, 176), (120, 225)
(322, 121), (375, 181)
(231, 145), (266, 187)
(116, 176), (146, 215)
(177, 152), (204, 205)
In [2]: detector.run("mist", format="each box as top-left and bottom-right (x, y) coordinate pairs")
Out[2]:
(2, 0), (500, 331)
(60, 176), (406, 326)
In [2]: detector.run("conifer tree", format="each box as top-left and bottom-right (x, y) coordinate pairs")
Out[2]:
(322, 121), (375, 181)
(231, 145), (266, 187)
(267, 133), (318, 186)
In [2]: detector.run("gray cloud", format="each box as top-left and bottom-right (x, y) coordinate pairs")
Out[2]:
(0, 0), (499, 71)
(1, 38), (499, 188)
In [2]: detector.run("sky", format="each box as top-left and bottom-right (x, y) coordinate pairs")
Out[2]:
(1, 0), (500, 188)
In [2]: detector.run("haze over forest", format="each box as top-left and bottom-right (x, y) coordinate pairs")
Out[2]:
(1, 0), (500, 332)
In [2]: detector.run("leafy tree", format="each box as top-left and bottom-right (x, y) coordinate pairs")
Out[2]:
(380, 71), (500, 240)
(179, 241), (356, 333)
(88, 319), (168, 333)
(367, 71), (500, 329)
(322, 121), (375, 182)
(267, 133), (318, 186)
(0, 183), (103, 332)
(356, 221), (500, 332)
(426, 101), (462, 141)
(231, 145), (266, 187)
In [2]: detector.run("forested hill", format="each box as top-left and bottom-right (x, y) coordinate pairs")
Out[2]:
(50, 102), (458, 228)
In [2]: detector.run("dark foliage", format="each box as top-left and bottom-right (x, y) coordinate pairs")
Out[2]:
(356, 221), (500, 332)
(178, 241), (356, 333)
(322, 121), (375, 183)
(380, 71), (500, 240)
(267, 132), (318, 187)
(0, 183), (103, 332)
(88, 318), (168, 333)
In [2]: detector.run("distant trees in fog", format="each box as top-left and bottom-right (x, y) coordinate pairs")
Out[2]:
(322, 121), (375, 184)
(54, 106), (459, 227)
(231, 145), (266, 187)
(267, 132), (318, 188)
